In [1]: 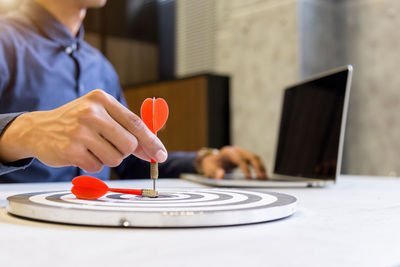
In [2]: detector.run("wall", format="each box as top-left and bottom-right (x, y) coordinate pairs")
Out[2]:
(215, 0), (400, 176)
(214, 0), (299, 172)
(176, 0), (216, 76)
(299, 0), (400, 176)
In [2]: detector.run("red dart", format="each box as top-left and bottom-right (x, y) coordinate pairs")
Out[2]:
(141, 97), (169, 191)
(71, 175), (157, 199)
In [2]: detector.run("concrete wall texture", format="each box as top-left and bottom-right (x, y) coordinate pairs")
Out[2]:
(214, 0), (299, 175)
(299, 0), (400, 176)
(214, 0), (400, 176)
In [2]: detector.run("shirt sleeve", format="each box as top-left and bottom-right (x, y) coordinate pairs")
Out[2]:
(114, 151), (197, 179)
(159, 151), (197, 177)
(0, 22), (33, 177)
(0, 113), (34, 176)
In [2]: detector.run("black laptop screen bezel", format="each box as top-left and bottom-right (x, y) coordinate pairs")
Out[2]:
(273, 66), (352, 181)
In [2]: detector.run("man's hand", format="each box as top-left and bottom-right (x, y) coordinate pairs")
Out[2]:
(199, 146), (267, 180)
(0, 89), (167, 172)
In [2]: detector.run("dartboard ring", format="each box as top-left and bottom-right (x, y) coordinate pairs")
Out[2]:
(7, 188), (297, 227)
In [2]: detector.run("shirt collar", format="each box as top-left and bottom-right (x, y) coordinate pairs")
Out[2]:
(19, 1), (84, 48)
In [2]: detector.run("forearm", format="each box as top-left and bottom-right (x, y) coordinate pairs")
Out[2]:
(158, 151), (197, 178)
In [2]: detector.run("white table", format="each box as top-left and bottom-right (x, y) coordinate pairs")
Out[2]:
(0, 175), (399, 267)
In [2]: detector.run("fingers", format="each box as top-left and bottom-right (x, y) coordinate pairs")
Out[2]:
(234, 147), (267, 179)
(131, 143), (152, 162)
(199, 146), (267, 180)
(70, 147), (103, 173)
(202, 155), (225, 180)
(80, 127), (124, 168)
(89, 108), (140, 158)
(221, 147), (252, 178)
(219, 146), (267, 179)
(88, 90), (167, 163)
(69, 121), (150, 170)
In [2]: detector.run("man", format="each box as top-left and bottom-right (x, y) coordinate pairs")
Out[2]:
(0, 0), (266, 183)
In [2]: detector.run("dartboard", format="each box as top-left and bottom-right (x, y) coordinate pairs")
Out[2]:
(7, 188), (297, 227)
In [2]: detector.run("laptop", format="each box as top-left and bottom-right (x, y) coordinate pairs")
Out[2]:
(181, 65), (353, 188)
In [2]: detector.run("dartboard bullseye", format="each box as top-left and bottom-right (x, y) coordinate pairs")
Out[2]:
(7, 189), (297, 227)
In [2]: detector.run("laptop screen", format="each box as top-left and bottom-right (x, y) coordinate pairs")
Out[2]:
(273, 67), (351, 180)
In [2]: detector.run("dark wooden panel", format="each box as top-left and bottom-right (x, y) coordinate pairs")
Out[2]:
(124, 76), (207, 151)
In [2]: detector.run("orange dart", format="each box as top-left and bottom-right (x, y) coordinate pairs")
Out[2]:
(140, 98), (169, 191)
(141, 97), (169, 135)
(71, 175), (157, 199)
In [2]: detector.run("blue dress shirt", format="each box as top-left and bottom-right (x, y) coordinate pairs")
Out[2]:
(0, 1), (196, 183)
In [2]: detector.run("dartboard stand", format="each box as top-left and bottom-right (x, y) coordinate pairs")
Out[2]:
(7, 188), (297, 227)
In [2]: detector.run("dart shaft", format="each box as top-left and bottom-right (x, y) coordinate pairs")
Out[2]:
(108, 188), (158, 198)
(150, 162), (158, 190)
(109, 188), (142, 195)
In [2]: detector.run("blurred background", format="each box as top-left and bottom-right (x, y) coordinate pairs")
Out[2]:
(1, 0), (399, 177)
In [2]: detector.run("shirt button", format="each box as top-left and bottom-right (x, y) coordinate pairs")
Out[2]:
(65, 46), (73, 54)
(79, 84), (85, 92)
